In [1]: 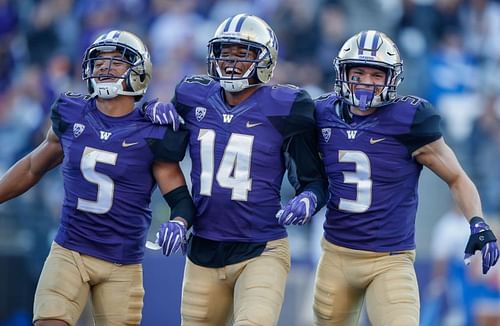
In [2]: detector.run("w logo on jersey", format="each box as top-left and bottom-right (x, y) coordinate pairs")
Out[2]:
(100, 131), (112, 141)
(73, 123), (85, 138)
(195, 106), (206, 121)
(347, 130), (358, 139)
(321, 128), (331, 142)
(222, 114), (234, 123)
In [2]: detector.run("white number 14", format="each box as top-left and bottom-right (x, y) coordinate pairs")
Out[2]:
(198, 129), (254, 201)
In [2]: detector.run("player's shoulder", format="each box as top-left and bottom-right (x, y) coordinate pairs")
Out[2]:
(385, 95), (438, 123)
(51, 92), (92, 122)
(175, 74), (219, 105)
(268, 83), (308, 100)
(260, 84), (314, 117)
(314, 92), (341, 117)
(386, 95), (433, 111)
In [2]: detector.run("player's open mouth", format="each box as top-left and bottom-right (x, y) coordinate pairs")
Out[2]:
(224, 67), (242, 76)
(97, 76), (116, 82)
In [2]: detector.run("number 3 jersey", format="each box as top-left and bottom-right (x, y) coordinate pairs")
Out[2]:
(315, 94), (442, 252)
(50, 93), (188, 264)
(173, 76), (326, 243)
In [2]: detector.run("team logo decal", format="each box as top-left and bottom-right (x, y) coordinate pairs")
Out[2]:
(195, 106), (206, 122)
(73, 123), (85, 138)
(322, 128), (331, 142)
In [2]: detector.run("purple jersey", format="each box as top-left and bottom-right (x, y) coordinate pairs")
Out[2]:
(173, 75), (323, 243)
(50, 93), (187, 264)
(315, 94), (441, 252)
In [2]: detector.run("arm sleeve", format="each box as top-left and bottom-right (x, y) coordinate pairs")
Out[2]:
(281, 90), (328, 210)
(395, 101), (443, 154)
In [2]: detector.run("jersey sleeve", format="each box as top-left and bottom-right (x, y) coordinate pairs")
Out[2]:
(50, 94), (72, 137)
(268, 88), (316, 137)
(147, 127), (189, 162)
(395, 100), (443, 154)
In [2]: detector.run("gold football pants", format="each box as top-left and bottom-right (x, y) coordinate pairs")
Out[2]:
(181, 237), (291, 326)
(33, 242), (144, 326)
(313, 238), (419, 326)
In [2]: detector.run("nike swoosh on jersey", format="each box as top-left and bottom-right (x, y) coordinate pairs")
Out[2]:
(246, 121), (262, 128)
(122, 140), (139, 148)
(369, 137), (386, 144)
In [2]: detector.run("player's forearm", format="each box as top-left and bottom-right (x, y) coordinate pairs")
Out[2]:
(449, 174), (483, 222)
(0, 155), (44, 203)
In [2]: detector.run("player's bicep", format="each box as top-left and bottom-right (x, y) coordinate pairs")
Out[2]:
(153, 161), (187, 195)
(414, 137), (464, 184)
(29, 128), (64, 175)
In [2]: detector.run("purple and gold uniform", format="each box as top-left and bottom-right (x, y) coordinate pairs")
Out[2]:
(313, 93), (442, 326)
(315, 93), (441, 252)
(173, 76), (325, 247)
(172, 75), (326, 325)
(50, 92), (187, 264)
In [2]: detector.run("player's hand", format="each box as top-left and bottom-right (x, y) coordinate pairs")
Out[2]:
(142, 99), (184, 131)
(154, 220), (187, 256)
(464, 216), (499, 274)
(276, 191), (317, 225)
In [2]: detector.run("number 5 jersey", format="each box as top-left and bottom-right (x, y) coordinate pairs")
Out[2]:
(50, 93), (188, 264)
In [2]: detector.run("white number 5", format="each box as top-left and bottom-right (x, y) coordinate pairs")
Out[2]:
(77, 146), (117, 214)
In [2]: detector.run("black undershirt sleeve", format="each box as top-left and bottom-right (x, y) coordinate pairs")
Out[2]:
(278, 90), (328, 210)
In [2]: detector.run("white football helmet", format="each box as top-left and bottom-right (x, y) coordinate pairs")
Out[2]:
(207, 14), (278, 92)
(334, 30), (404, 110)
(82, 30), (152, 101)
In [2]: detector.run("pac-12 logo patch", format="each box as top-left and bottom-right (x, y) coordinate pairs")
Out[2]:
(322, 128), (331, 142)
(73, 123), (85, 138)
(195, 106), (206, 122)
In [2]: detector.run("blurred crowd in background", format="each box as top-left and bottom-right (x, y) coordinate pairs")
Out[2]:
(0, 0), (499, 325)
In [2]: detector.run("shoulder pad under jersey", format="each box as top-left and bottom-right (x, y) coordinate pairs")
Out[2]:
(263, 84), (313, 118)
(50, 92), (92, 137)
(174, 75), (218, 107)
(314, 92), (341, 118)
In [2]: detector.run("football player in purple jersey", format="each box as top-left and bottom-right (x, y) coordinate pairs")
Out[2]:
(313, 30), (499, 326)
(143, 14), (327, 326)
(0, 30), (195, 326)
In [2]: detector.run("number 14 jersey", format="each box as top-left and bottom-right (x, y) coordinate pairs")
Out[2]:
(173, 75), (326, 243)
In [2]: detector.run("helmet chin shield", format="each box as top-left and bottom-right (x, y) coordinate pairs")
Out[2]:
(215, 60), (256, 92)
(207, 14), (278, 92)
(334, 30), (403, 109)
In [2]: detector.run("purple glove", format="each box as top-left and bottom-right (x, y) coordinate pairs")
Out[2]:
(464, 217), (499, 274)
(142, 99), (184, 131)
(155, 220), (187, 256)
(276, 191), (317, 225)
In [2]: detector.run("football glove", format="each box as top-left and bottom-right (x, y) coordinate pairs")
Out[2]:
(276, 191), (317, 225)
(152, 220), (187, 256)
(142, 99), (184, 131)
(464, 216), (499, 274)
